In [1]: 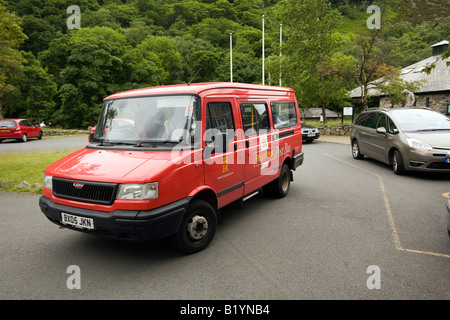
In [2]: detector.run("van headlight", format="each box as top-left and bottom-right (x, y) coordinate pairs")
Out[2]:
(116, 183), (158, 200)
(43, 174), (53, 190)
(407, 138), (432, 151)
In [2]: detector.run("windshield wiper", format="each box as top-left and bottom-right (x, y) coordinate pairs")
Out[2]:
(98, 141), (137, 146)
(134, 140), (179, 147)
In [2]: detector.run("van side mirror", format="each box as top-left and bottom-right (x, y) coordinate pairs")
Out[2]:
(376, 127), (386, 134)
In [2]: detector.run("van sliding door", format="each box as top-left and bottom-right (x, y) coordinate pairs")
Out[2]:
(203, 100), (244, 208)
(239, 100), (278, 194)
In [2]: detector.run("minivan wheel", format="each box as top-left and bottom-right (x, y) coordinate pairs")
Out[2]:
(392, 150), (405, 175)
(352, 140), (364, 159)
(173, 199), (217, 254)
(264, 164), (290, 198)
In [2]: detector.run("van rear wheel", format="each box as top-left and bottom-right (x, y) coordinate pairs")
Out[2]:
(263, 164), (290, 198)
(173, 199), (217, 254)
(352, 140), (364, 159)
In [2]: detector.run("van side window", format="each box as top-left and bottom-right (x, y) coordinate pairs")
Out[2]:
(375, 113), (386, 129)
(355, 112), (377, 128)
(387, 116), (398, 134)
(240, 103), (270, 136)
(270, 101), (297, 129)
(206, 102), (235, 133)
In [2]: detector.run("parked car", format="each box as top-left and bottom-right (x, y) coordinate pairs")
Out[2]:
(88, 119), (135, 143)
(301, 123), (320, 143)
(0, 119), (43, 143)
(350, 107), (450, 174)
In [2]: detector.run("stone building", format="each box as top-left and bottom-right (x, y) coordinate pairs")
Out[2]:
(301, 108), (340, 121)
(349, 40), (450, 115)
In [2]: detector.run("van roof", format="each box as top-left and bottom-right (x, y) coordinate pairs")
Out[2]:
(104, 82), (293, 100)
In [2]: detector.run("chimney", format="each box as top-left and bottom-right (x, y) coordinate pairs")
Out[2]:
(430, 40), (449, 56)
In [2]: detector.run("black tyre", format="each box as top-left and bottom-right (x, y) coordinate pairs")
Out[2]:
(38, 131), (43, 140)
(19, 134), (27, 142)
(263, 164), (290, 198)
(352, 140), (364, 159)
(392, 149), (405, 175)
(173, 199), (217, 254)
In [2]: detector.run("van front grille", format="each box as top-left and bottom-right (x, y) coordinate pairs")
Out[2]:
(53, 178), (118, 205)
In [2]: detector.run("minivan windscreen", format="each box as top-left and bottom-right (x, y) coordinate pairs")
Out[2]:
(93, 95), (201, 146)
(390, 109), (450, 132)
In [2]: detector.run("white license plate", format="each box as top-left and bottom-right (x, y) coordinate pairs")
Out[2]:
(61, 212), (94, 230)
(307, 133), (316, 137)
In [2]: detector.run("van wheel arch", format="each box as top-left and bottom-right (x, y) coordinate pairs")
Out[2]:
(190, 189), (218, 211)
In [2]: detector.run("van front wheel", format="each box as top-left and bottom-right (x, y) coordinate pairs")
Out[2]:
(173, 199), (217, 254)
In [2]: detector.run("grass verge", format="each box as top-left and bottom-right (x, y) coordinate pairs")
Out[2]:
(304, 118), (354, 127)
(0, 150), (76, 194)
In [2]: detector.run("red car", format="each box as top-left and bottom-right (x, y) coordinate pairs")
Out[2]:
(0, 119), (43, 142)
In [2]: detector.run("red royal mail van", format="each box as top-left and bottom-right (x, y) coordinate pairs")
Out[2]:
(39, 82), (304, 253)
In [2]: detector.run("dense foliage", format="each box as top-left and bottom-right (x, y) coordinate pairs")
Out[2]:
(1, 0), (449, 127)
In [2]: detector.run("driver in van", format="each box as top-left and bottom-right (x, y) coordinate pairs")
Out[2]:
(144, 109), (168, 140)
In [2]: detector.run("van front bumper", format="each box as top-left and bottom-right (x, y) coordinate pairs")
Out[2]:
(39, 196), (191, 241)
(406, 149), (450, 172)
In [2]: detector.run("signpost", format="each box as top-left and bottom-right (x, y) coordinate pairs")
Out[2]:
(342, 107), (353, 123)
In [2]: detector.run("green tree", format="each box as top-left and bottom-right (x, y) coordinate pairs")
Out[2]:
(174, 34), (215, 82)
(189, 50), (221, 83)
(134, 36), (184, 84)
(189, 18), (241, 48)
(0, 0), (27, 119)
(274, 0), (352, 122)
(11, 52), (57, 123)
(40, 27), (128, 128)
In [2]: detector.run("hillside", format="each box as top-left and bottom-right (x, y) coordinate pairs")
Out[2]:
(1, 0), (449, 127)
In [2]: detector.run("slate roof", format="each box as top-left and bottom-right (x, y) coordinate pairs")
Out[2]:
(349, 41), (450, 98)
(302, 108), (339, 119)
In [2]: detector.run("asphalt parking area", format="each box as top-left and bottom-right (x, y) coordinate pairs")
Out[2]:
(323, 152), (450, 259)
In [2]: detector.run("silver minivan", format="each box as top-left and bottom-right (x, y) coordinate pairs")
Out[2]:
(350, 108), (450, 174)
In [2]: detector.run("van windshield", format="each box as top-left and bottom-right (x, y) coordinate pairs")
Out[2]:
(92, 95), (201, 147)
(390, 109), (450, 132)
